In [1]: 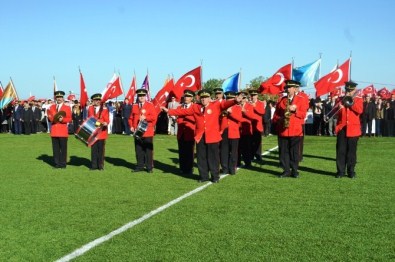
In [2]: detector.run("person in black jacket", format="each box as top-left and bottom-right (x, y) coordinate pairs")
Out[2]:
(362, 95), (376, 137)
(21, 102), (34, 135)
(122, 98), (132, 135)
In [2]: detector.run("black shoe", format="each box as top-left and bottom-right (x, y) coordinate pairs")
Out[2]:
(147, 169), (153, 173)
(348, 173), (356, 179)
(133, 168), (143, 173)
(212, 179), (219, 183)
(335, 173), (344, 178)
(291, 172), (300, 178)
(279, 172), (290, 178)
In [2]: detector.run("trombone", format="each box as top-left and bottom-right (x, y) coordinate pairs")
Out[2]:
(323, 91), (358, 122)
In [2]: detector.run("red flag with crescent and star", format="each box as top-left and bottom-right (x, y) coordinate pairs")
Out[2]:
(124, 74), (136, 103)
(259, 63), (292, 94)
(79, 71), (89, 108)
(314, 58), (351, 97)
(377, 87), (391, 99)
(153, 77), (174, 115)
(172, 66), (201, 100)
(0, 83), (3, 98)
(101, 73), (123, 102)
(362, 84), (376, 96)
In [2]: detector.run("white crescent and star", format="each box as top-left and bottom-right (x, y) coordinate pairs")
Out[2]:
(328, 69), (343, 83)
(273, 73), (285, 86)
(184, 75), (195, 88)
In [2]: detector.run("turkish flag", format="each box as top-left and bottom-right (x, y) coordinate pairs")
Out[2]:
(362, 84), (376, 96)
(172, 66), (201, 100)
(102, 73), (123, 102)
(67, 93), (76, 101)
(79, 71), (89, 108)
(125, 75), (136, 103)
(259, 63), (292, 94)
(152, 78), (174, 115)
(314, 58), (351, 97)
(0, 86), (3, 98)
(377, 87), (391, 99)
(27, 95), (35, 101)
(330, 87), (343, 97)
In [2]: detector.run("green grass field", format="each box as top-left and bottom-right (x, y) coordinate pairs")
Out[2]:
(0, 133), (393, 261)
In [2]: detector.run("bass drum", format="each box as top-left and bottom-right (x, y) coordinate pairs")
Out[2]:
(134, 120), (148, 140)
(75, 117), (102, 147)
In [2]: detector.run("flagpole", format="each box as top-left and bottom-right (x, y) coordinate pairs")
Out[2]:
(238, 68), (242, 91)
(349, 50), (353, 80)
(200, 59), (203, 89)
(291, 57), (294, 80)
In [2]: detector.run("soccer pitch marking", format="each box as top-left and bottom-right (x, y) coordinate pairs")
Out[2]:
(56, 146), (278, 262)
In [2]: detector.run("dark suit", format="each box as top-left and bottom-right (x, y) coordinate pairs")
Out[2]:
(13, 105), (23, 134)
(362, 100), (375, 136)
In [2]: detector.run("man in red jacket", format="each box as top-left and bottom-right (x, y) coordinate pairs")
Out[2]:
(88, 93), (109, 171)
(47, 91), (72, 169)
(272, 80), (308, 178)
(220, 91), (243, 175)
(176, 90), (196, 175)
(335, 81), (363, 178)
(129, 89), (157, 173)
(163, 89), (243, 183)
(248, 89), (266, 161)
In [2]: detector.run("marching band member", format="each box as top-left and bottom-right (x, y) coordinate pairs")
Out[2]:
(248, 89), (266, 161)
(47, 90), (72, 169)
(88, 93), (109, 171)
(176, 90), (196, 175)
(162, 89), (243, 183)
(335, 81), (363, 178)
(129, 89), (157, 173)
(238, 91), (258, 168)
(220, 91), (243, 175)
(294, 84), (310, 161)
(213, 87), (225, 102)
(272, 80), (308, 178)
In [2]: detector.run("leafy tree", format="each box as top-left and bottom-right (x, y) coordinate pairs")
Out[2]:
(203, 78), (224, 93)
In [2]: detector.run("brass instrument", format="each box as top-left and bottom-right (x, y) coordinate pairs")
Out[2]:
(283, 96), (291, 128)
(324, 90), (358, 122)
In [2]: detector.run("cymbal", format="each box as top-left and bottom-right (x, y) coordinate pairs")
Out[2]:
(53, 111), (66, 124)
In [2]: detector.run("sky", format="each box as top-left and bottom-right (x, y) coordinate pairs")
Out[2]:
(1, 0), (395, 100)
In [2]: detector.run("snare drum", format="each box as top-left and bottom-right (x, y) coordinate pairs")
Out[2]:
(134, 120), (148, 140)
(75, 117), (102, 147)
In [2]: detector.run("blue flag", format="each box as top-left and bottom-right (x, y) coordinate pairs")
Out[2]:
(222, 73), (240, 92)
(293, 59), (321, 87)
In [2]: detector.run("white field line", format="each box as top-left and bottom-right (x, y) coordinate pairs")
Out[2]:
(55, 146), (278, 262)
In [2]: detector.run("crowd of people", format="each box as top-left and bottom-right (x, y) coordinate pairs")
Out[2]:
(1, 82), (394, 181)
(310, 92), (395, 137)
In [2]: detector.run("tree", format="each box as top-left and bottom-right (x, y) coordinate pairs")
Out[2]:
(249, 76), (267, 89)
(203, 78), (224, 93)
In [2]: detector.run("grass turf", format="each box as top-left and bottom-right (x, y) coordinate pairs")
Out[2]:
(0, 133), (393, 261)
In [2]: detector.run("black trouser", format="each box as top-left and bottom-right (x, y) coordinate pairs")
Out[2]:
(52, 137), (68, 167)
(336, 128), (359, 176)
(238, 134), (252, 167)
(278, 136), (301, 175)
(91, 139), (105, 169)
(299, 124), (305, 161)
(123, 117), (131, 135)
(134, 136), (153, 170)
(251, 130), (262, 160)
(220, 129), (239, 174)
(362, 117), (373, 136)
(178, 137), (195, 174)
(196, 134), (219, 181)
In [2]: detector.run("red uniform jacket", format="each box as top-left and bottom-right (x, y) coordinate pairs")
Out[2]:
(128, 102), (157, 137)
(88, 106), (109, 140)
(169, 100), (236, 143)
(220, 104), (243, 139)
(240, 103), (258, 136)
(176, 103), (196, 142)
(251, 100), (266, 132)
(296, 91), (310, 124)
(273, 94), (308, 137)
(47, 103), (72, 138)
(335, 96), (363, 137)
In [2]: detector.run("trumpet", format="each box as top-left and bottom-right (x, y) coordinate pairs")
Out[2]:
(324, 91), (358, 122)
